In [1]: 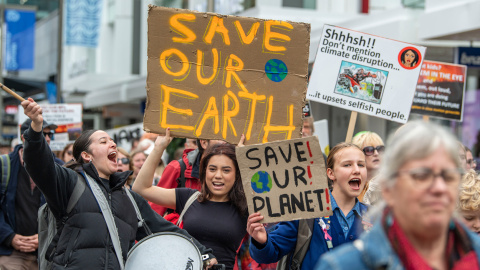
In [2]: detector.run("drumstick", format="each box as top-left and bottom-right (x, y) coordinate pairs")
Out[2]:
(0, 83), (25, 102)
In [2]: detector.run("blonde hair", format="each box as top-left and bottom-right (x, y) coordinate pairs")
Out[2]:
(458, 170), (480, 211)
(352, 131), (384, 148)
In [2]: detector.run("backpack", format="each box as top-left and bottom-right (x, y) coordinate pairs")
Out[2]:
(38, 173), (149, 270)
(276, 219), (315, 270)
(176, 158), (187, 188)
(0, 154), (11, 203)
(37, 174), (86, 270)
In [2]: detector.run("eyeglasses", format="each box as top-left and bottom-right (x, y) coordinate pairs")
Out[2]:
(43, 131), (55, 139)
(117, 158), (130, 165)
(392, 167), (462, 190)
(66, 150), (73, 155)
(362, 145), (385, 156)
(467, 159), (477, 168)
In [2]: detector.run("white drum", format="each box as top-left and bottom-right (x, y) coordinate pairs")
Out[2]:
(125, 232), (202, 270)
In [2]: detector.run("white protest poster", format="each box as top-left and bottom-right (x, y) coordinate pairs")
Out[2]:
(307, 25), (426, 123)
(18, 104), (83, 151)
(105, 123), (144, 153)
(236, 136), (332, 223)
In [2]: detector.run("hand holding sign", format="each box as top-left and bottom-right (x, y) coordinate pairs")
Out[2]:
(153, 127), (173, 152)
(246, 212), (267, 244)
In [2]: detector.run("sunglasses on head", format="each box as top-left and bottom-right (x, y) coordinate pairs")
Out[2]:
(43, 131), (55, 139)
(362, 145), (385, 156)
(117, 158), (130, 165)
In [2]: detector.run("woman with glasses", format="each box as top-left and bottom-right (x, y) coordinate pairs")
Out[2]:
(117, 147), (134, 187)
(315, 120), (480, 270)
(352, 131), (384, 204)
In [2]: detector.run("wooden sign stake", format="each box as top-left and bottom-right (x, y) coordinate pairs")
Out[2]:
(345, 111), (358, 142)
(0, 83), (25, 102)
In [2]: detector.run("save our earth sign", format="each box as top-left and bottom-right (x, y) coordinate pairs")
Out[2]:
(236, 136), (332, 223)
(144, 5), (310, 145)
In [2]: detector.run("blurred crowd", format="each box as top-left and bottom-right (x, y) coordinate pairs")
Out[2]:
(1, 99), (480, 270)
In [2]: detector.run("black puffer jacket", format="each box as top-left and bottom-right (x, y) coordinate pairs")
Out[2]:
(23, 128), (213, 269)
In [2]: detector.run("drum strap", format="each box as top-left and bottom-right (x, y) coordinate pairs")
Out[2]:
(125, 188), (152, 235)
(176, 191), (200, 227)
(84, 173), (125, 270)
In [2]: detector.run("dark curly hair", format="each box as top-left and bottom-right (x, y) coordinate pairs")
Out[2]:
(198, 143), (248, 216)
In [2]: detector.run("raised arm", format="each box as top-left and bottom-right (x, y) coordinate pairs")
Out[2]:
(21, 98), (76, 216)
(132, 128), (176, 209)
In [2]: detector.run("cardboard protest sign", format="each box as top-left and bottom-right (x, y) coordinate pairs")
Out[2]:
(411, 61), (466, 121)
(18, 104), (83, 151)
(236, 136), (331, 223)
(145, 6), (310, 145)
(307, 25), (426, 124)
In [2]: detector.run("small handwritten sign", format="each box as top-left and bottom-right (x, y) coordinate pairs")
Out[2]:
(236, 136), (332, 223)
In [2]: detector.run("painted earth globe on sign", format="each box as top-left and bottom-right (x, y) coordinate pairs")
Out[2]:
(265, 59), (288, 82)
(251, 171), (273, 193)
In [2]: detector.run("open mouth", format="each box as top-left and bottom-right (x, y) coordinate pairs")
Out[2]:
(212, 182), (224, 189)
(348, 179), (361, 190)
(108, 152), (117, 163)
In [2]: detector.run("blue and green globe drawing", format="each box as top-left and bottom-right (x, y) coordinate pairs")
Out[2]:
(251, 171), (273, 193)
(265, 59), (288, 82)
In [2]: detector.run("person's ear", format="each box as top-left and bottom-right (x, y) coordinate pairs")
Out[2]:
(200, 139), (209, 150)
(326, 168), (336, 181)
(382, 184), (394, 207)
(81, 151), (92, 163)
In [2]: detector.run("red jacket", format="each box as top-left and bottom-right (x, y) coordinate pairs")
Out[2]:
(150, 148), (202, 216)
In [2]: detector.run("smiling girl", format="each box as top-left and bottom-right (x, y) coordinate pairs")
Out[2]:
(247, 142), (370, 270)
(132, 129), (248, 270)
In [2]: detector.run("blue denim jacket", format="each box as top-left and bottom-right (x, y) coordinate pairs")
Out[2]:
(250, 201), (369, 270)
(315, 219), (480, 270)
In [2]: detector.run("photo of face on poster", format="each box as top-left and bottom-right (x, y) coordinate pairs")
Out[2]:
(398, 47), (422, 69)
(334, 61), (388, 104)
